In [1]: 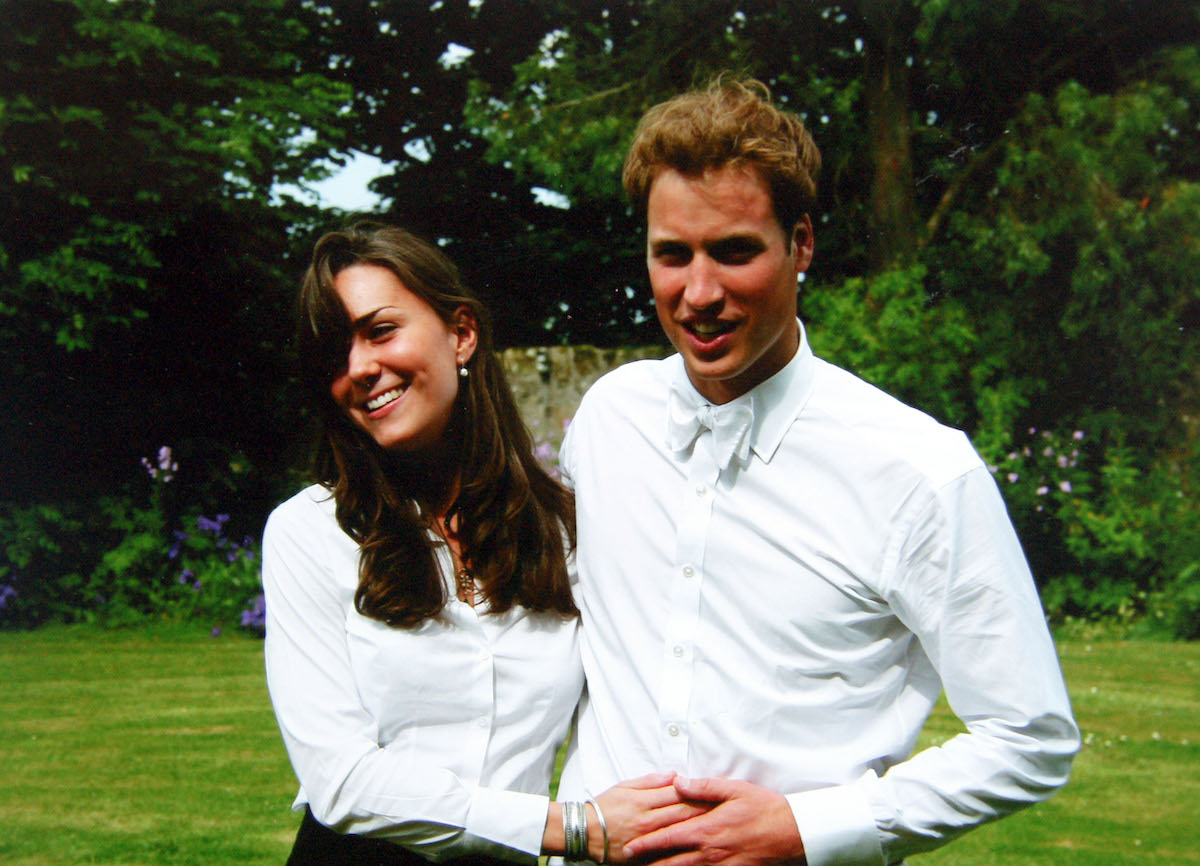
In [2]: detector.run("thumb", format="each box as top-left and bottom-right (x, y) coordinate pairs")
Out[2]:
(674, 775), (740, 802)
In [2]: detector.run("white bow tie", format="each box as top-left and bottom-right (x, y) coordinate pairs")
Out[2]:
(666, 384), (754, 469)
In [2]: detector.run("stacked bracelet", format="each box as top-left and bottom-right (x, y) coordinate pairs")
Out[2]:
(585, 798), (609, 864)
(562, 801), (589, 862)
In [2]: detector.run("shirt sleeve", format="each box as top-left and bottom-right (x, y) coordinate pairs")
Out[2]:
(261, 494), (549, 862)
(787, 466), (1080, 866)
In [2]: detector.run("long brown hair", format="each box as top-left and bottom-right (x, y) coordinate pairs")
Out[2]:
(296, 222), (577, 626)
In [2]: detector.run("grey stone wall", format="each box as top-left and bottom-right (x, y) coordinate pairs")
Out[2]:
(500, 345), (669, 450)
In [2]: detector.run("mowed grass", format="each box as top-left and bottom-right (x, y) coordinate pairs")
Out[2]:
(0, 625), (299, 865)
(1, 626), (1197, 865)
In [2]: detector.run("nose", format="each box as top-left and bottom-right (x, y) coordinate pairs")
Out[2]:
(682, 256), (724, 311)
(346, 338), (380, 385)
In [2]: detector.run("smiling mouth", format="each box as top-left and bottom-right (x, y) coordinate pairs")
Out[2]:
(366, 386), (405, 411)
(685, 320), (736, 339)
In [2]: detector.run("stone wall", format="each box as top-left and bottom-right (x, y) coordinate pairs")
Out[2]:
(499, 345), (669, 449)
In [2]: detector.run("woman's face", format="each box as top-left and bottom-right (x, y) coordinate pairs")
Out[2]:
(329, 264), (477, 454)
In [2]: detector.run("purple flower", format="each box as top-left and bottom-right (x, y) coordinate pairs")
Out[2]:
(168, 529), (189, 559)
(1042, 447), (1055, 458)
(240, 593), (267, 632)
(0, 583), (17, 609)
(1073, 430), (1085, 441)
(1057, 455), (1070, 468)
(1007, 472), (1020, 483)
(210, 626), (222, 638)
(1059, 480), (1073, 493)
(1036, 486), (1050, 496)
(196, 514), (229, 534)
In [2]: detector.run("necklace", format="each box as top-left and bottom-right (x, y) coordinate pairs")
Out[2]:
(455, 567), (475, 606)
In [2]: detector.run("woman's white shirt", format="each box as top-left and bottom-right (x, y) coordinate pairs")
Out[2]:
(262, 485), (583, 862)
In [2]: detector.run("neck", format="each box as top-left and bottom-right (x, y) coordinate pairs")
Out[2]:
(388, 443), (462, 520)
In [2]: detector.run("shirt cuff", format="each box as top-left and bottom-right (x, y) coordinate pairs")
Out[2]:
(786, 778), (884, 866)
(465, 788), (549, 857)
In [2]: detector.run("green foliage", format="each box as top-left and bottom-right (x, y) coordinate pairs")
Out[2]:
(0, 0), (351, 349)
(940, 48), (1200, 447)
(0, 448), (264, 634)
(803, 264), (979, 427)
(0, 502), (96, 627)
(975, 427), (1200, 638)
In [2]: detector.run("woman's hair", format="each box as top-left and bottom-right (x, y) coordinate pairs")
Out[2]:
(622, 76), (821, 236)
(297, 221), (577, 626)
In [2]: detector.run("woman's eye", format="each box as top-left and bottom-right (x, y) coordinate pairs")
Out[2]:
(369, 323), (397, 341)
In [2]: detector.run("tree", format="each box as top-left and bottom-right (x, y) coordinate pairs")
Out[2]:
(0, 0), (351, 502)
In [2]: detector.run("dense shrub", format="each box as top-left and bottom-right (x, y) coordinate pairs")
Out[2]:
(0, 447), (264, 635)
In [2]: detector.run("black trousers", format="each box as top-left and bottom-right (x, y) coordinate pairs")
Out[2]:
(286, 807), (512, 866)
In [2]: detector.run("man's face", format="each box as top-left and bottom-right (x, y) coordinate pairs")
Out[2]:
(646, 165), (813, 405)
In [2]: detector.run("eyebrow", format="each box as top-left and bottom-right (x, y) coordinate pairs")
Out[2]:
(349, 306), (398, 329)
(649, 233), (766, 252)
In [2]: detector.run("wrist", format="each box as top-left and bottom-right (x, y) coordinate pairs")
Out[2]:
(585, 799), (609, 864)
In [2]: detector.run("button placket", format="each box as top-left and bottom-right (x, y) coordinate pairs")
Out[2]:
(658, 439), (720, 768)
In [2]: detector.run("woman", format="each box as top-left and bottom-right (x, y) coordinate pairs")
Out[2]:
(263, 222), (691, 865)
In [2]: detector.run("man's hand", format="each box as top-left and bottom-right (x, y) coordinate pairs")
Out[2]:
(622, 777), (806, 866)
(593, 772), (713, 864)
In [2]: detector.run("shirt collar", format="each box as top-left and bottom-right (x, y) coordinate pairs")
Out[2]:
(667, 320), (817, 465)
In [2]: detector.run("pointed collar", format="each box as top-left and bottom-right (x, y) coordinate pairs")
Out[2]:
(666, 320), (817, 466)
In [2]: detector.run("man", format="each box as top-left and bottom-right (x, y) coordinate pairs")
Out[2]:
(556, 78), (1079, 866)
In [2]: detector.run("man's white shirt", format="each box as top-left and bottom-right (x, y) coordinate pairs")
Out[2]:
(557, 324), (1079, 866)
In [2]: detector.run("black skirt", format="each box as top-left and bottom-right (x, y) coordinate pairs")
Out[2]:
(286, 807), (516, 866)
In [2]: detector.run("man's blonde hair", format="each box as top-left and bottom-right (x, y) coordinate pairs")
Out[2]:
(622, 77), (821, 234)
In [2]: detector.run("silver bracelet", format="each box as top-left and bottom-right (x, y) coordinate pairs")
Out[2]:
(562, 800), (589, 861)
(586, 798), (609, 864)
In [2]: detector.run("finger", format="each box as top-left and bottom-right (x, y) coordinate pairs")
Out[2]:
(624, 816), (702, 857)
(636, 851), (706, 866)
(673, 775), (739, 802)
(645, 801), (712, 828)
(618, 771), (678, 789)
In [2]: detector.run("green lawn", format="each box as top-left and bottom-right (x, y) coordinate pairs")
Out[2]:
(1, 625), (1196, 865)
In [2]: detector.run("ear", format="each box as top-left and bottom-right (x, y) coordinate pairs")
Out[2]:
(451, 306), (479, 364)
(790, 214), (815, 274)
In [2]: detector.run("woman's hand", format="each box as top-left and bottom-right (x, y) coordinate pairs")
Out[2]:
(589, 772), (713, 864)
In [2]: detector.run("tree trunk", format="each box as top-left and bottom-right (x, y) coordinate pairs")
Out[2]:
(862, 0), (919, 272)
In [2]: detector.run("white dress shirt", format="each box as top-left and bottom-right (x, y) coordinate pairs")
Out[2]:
(557, 325), (1079, 866)
(262, 485), (583, 863)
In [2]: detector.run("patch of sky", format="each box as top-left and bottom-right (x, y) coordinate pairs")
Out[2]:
(405, 138), (433, 163)
(440, 42), (475, 69)
(273, 149), (387, 211)
(532, 188), (571, 209)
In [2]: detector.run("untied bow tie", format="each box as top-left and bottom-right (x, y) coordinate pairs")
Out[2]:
(666, 384), (754, 470)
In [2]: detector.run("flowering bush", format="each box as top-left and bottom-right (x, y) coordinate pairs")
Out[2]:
(0, 501), (97, 628)
(0, 447), (265, 634)
(983, 427), (1199, 635)
(164, 511), (265, 635)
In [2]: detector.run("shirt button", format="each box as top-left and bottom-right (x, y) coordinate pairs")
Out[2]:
(682, 565), (695, 578)
(477, 717), (489, 728)
(695, 484), (707, 497)
(672, 644), (685, 657)
(667, 723), (681, 737)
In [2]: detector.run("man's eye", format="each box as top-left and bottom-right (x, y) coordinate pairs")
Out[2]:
(652, 244), (691, 266)
(710, 241), (762, 264)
